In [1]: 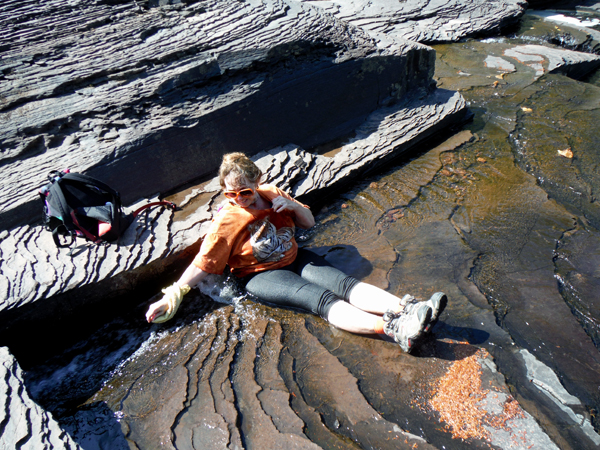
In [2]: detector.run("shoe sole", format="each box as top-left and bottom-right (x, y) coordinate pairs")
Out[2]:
(423, 292), (448, 334)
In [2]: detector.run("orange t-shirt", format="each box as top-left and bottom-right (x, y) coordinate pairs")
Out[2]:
(193, 185), (308, 277)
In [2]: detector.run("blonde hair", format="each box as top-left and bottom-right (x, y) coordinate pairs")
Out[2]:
(218, 152), (262, 188)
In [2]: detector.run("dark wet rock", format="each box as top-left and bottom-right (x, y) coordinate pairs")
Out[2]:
(4, 2), (600, 450)
(301, 0), (527, 43)
(554, 229), (600, 349)
(40, 288), (545, 449)
(519, 348), (600, 446)
(432, 32), (600, 448)
(522, 10), (600, 54)
(465, 182), (600, 418)
(72, 303), (438, 449)
(0, 347), (82, 449)
(306, 128), (598, 448)
(510, 74), (600, 229)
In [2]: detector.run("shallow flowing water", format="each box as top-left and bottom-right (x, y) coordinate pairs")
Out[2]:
(22, 10), (600, 450)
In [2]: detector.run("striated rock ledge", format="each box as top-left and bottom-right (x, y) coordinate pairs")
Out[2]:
(0, 347), (82, 450)
(0, 0), (436, 231)
(300, 0), (528, 43)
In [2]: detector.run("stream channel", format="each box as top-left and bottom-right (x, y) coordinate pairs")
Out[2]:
(21, 9), (600, 450)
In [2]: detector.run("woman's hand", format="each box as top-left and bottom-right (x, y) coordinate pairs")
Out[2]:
(272, 195), (315, 229)
(146, 283), (191, 323)
(145, 264), (210, 323)
(272, 196), (297, 213)
(146, 298), (170, 323)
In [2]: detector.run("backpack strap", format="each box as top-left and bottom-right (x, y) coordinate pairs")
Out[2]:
(51, 226), (76, 248)
(131, 201), (177, 218)
(70, 210), (102, 244)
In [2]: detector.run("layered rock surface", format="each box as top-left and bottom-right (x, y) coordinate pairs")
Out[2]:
(0, 1), (474, 446)
(301, 0), (527, 43)
(0, 347), (82, 450)
(5, 1), (600, 449)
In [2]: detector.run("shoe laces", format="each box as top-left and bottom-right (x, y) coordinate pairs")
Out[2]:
(383, 309), (398, 323)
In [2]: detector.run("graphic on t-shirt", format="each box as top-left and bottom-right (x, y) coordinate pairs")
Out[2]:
(248, 216), (294, 262)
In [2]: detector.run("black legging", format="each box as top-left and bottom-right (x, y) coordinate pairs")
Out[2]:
(242, 248), (360, 318)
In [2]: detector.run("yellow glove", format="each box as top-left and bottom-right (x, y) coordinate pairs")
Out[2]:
(147, 283), (191, 323)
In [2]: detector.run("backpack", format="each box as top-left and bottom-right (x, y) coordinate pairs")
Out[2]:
(39, 170), (176, 248)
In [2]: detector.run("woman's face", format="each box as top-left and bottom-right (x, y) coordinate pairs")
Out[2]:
(223, 173), (259, 208)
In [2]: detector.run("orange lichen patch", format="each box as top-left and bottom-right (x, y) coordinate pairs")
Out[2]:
(429, 348), (490, 441)
(427, 346), (528, 446)
(485, 396), (525, 430)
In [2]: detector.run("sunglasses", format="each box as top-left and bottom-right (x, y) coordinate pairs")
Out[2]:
(224, 188), (255, 200)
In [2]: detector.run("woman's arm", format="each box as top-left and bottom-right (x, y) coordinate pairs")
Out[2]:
(272, 195), (315, 229)
(178, 263), (210, 287)
(146, 263), (210, 323)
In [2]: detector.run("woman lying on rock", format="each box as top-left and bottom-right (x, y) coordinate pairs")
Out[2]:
(146, 152), (447, 353)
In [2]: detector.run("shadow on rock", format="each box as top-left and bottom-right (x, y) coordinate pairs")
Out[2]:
(417, 324), (490, 361)
(60, 401), (129, 450)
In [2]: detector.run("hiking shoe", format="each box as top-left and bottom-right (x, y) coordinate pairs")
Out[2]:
(397, 292), (448, 335)
(383, 302), (432, 353)
(423, 292), (447, 334)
